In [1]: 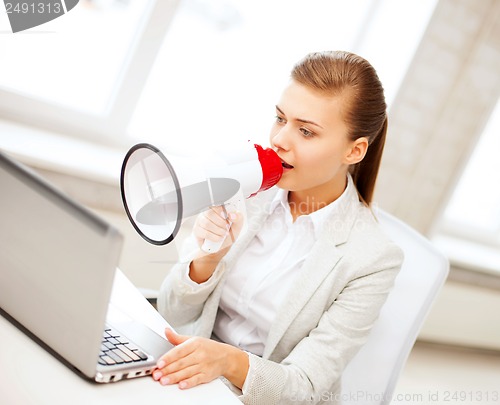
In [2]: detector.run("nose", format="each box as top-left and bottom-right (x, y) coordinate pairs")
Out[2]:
(270, 124), (291, 152)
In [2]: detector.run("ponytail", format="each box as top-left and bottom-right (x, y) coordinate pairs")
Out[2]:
(291, 51), (388, 206)
(350, 116), (387, 205)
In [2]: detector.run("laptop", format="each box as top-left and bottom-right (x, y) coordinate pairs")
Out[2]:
(0, 150), (173, 383)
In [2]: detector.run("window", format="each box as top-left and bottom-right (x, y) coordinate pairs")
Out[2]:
(0, 0), (150, 114)
(127, 0), (438, 153)
(0, 0), (179, 143)
(438, 98), (500, 249)
(0, 0), (437, 151)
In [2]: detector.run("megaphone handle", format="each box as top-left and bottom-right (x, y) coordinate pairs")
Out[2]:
(201, 204), (234, 254)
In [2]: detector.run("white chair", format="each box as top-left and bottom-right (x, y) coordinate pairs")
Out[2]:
(340, 209), (449, 405)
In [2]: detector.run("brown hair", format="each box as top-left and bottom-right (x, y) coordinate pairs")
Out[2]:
(291, 51), (388, 205)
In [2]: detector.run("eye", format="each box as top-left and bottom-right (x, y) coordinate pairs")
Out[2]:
(275, 115), (286, 124)
(300, 127), (315, 138)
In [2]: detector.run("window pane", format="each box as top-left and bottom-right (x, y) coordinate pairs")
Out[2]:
(0, 0), (152, 114)
(128, 0), (437, 154)
(442, 98), (500, 241)
(355, 0), (437, 105)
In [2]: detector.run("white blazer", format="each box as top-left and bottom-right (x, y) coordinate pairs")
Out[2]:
(158, 182), (404, 405)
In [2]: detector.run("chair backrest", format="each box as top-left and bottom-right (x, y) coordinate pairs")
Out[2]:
(340, 209), (449, 405)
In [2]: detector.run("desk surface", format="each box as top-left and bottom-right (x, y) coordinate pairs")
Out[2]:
(0, 271), (241, 405)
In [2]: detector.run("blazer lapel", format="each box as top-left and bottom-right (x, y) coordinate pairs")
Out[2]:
(202, 189), (276, 319)
(263, 236), (342, 358)
(223, 189), (276, 265)
(263, 182), (362, 358)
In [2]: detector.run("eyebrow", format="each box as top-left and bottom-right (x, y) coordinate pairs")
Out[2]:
(275, 105), (324, 129)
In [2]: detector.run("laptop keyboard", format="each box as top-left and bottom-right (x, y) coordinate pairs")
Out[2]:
(98, 326), (149, 366)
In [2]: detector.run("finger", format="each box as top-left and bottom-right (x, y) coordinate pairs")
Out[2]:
(157, 337), (199, 371)
(219, 206), (235, 242)
(178, 372), (209, 389)
(158, 364), (201, 386)
(225, 211), (243, 239)
(164, 328), (189, 346)
(193, 221), (227, 241)
(195, 213), (229, 240)
(205, 206), (231, 228)
(155, 350), (199, 382)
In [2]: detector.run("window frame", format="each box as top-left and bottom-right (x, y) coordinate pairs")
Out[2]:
(0, 0), (181, 148)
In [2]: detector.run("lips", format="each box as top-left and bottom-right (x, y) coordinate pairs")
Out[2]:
(281, 159), (294, 169)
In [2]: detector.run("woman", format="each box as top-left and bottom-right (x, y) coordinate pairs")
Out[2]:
(154, 50), (404, 404)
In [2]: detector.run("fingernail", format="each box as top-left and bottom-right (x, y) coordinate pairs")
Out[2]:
(160, 376), (170, 386)
(179, 381), (187, 389)
(229, 212), (237, 220)
(157, 360), (166, 369)
(153, 371), (163, 380)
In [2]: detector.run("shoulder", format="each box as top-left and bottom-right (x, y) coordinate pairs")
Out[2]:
(339, 202), (404, 275)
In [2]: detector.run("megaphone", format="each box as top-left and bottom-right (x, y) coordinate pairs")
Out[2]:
(120, 142), (283, 253)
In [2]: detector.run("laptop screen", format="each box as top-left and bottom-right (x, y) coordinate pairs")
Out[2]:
(0, 151), (123, 378)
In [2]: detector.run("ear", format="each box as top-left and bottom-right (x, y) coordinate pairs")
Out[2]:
(344, 137), (369, 165)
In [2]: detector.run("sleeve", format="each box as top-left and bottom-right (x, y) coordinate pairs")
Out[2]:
(157, 235), (226, 335)
(238, 243), (404, 405)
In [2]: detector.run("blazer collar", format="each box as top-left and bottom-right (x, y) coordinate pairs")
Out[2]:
(317, 173), (361, 246)
(263, 179), (363, 358)
(219, 178), (364, 358)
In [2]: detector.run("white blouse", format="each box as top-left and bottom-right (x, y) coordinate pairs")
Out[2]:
(207, 177), (353, 356)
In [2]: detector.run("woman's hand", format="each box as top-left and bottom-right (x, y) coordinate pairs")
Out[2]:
(193, 206), (243, 251)
(188, 207), (244, 284)
(152, 328), (249, 390)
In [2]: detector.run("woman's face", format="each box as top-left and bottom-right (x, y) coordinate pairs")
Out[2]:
(270, 80), (359, 202)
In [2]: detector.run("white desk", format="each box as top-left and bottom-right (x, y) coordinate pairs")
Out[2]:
(0, 271), (241, 405)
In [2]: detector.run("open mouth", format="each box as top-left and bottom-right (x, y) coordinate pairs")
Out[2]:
(281, 159), (294, 169)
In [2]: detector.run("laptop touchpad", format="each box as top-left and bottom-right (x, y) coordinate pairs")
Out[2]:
(113, 321), (174, 359)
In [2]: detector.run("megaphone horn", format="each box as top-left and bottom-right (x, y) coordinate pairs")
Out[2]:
(120, 142), (283, 250)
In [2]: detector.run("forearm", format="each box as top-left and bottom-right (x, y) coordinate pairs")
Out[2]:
(222, 344), (250, 390)
(157, 267), (207, 331)
(188, 247), (230, 284)
(158, 256), (222, 331)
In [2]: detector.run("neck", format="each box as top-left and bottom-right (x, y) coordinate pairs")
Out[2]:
(288, 176), (348, 221)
